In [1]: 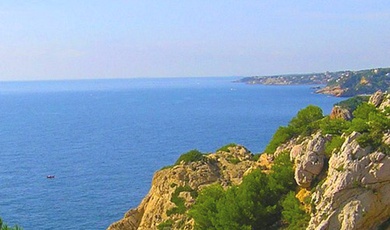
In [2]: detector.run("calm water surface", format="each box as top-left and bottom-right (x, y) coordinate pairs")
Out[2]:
(0, 78), (343, 229)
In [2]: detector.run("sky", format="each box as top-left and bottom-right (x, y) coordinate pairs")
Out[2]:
(0, 0), (389, 81)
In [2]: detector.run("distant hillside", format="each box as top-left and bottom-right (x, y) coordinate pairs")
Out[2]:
(316, 68), (390, 97)
(238, 67), (390, 97)
(237, 72), (338, 85)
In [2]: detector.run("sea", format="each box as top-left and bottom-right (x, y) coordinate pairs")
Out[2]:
(0, 77), (343, 229)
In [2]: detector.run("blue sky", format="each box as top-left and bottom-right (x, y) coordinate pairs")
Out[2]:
(0, 1), (389, 80)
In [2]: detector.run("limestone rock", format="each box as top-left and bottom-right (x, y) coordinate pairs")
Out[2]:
(369, 90), (384, 107)
(307, 132), (390, 230)
(379, 94), (390, 111)
(293, 133), (327, 188)
(107, 145), (258, 230)
(329, 106), (352, 120)
(316, 86), (346, 97)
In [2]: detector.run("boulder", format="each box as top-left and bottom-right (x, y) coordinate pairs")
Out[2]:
(329, 106), (352, 120)
(369, 90), (384, 107)
(293, 133), (326, 188)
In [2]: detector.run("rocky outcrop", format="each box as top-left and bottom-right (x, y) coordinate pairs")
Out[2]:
(307, 132), (390, 230)
(303, 91), (390, 229)
(379, 93), (390, 111)
(369, 90), (384, 107)
(292, 133), (328, 188)
(329, 106), (352, 120)
(107, 145), (259, 230)
(316, 86), (346, 97)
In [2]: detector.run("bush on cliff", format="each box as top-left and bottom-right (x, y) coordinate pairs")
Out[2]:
(289, 105), (323, 136)
(349, 103), (390, 154)
(265, 105), (323, 153)
(217, 143), (238, 152)
(281, 191), (310, 230)
(335, 95), (369, 111)
(175, 149), (204, 165)
(190, 152), (296, 230)
(319, 117), (350, 135)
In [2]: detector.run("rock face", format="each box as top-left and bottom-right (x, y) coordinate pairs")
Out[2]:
(316, 86), (346, 97)
(304, 91), (390, 230)
(107, 146), (258, 230)
(292, 133), (327, 188)
(369, 90), (384, 107)
(329, 106), (352, 120)
(307, 132), (390, 230)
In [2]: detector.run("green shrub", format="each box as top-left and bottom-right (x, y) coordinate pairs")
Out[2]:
(167, 186), (196, 216)
(252, 153), (261, 161)
(188, 184), (225, 230)
(324, 136), (345, 157)
(217, 143), (238, 152)
(190, 152), (296, 229)
(227, 157), (241, 164)
(348, 118), (369, 133)
(289, 105), (323, 136)
(0, 218), (22, 230)
(319, 117), (350, 135)
(352, 103), (377, 120)
(335, 95), (369, 111)
(157, 219), (174, 230)
(264, 126), (294, 153)
(160, 165), (174, 170)
(264, 105), (324, 153)
(281, 191), (310, 230)
(175, 150), (204, 165)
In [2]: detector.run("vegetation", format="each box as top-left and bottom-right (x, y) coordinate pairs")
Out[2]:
(324, 136), (345, 157)
(319, 117), (350, 135)
(226, 157), (241, 164)
(265, 105), (324, 153)
(167, 186), (197, 216)
(266, 96), (390, 155)
(252, 153), (261, 161)
(281, 192), (310, 230)
(189, 152), (298, 229)
(239, 67), (390, 97)
(326, 68), (390, 97)
(217, 143), (238, 152)
(185, 95), (389, 229)
(157, 219), (174, 230)
(238, 72), (336, 85)
(0, 218), (22, 230)
(175, 149), (204, 165)
(350, 103), (390, 154)
(335, 95), (369, 111)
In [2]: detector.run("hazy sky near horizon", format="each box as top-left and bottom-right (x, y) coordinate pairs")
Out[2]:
(0, 1), (389, 81)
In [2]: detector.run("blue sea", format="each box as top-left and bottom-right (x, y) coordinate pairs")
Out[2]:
(0, 77), (343, 229)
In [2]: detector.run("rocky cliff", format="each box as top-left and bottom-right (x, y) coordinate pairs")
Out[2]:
(307, 132), (390, 230)
(108, 91), (390, 230)
(238, 67), (390, 97)
(315, 68), (390, 97)
(107, 146), (261, 230)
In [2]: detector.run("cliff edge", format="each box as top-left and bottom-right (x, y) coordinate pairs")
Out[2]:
(107, 146), (261, 230)
(108, 91), (390, 230)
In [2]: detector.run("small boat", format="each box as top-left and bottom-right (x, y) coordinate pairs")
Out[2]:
(47, 175), (55, 179)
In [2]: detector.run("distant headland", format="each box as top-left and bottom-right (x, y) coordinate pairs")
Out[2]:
(236, 67), (390, 97)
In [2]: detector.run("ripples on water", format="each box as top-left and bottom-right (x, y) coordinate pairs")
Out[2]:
(0, 78), (343, 229)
